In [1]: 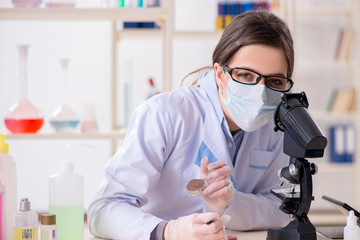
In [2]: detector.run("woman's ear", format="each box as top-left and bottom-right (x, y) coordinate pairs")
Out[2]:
(214, 63), (224, 86)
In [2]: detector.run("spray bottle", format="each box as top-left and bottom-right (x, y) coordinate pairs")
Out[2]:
(12, 198), (38, 240)
(0, 134), (17, 240)
(49, 143), (87, 240)
(344, 210), (360, 240)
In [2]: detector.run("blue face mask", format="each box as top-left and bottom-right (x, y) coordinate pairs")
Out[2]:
(221, 76), (282, 132)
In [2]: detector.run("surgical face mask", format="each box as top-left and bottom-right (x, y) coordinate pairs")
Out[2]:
(221, 75), (282, 132)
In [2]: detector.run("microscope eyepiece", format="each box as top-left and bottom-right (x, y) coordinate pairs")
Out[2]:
(274, 92), (327, 158)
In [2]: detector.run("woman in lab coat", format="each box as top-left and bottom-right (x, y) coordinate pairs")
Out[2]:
(88, 10), (294, 240)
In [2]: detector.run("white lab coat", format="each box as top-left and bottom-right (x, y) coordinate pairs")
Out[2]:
(88, 71), (291, 240)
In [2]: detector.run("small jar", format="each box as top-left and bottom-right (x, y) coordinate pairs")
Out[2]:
(40, 214), (56, 240)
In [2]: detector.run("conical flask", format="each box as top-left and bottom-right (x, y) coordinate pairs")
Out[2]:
(50, 59), (80, 132)
(4, 45), (44, 134)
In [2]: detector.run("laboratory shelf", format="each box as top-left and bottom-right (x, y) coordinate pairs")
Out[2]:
(311, 111), (359, 122)
(0, 7), (168, 21)
(296, 9), (351, 16)
(317, 161), (356, 173)
(4, 129), (126, 140)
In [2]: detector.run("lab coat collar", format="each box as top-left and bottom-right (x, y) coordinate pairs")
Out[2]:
(199, 82), (235, 177)
(198, 70), (224, 124)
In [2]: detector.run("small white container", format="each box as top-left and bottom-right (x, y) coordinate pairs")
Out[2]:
(344, 210), (360, 240)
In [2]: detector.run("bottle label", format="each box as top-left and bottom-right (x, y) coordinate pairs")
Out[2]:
(13, 227), (38, 240)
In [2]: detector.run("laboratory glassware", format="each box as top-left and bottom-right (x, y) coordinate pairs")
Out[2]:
(80, 102), (98, 133)
(50, 59), (80, 133)
(4, 45), (44, 134)
(12, 0), (42, 8)
(45, 0), (75, 8)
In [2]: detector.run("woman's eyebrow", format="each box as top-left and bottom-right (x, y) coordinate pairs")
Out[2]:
(239, 66), (287, 76)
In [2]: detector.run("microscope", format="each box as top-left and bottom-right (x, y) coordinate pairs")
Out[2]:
(267, 92), (328, 240)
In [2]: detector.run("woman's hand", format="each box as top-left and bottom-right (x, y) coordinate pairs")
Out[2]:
(200, 157), (234, 214)
(163, 212), (231, 240)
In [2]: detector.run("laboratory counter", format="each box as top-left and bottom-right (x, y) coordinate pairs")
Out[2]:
(84, 229), (331, 239)
(84, 211), (346, 239)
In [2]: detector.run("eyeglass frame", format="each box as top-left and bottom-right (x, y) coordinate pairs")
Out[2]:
(222, 65), (294, 92)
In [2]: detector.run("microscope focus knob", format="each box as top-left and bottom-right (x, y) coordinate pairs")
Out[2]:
(289, 163), (298, 176)
(310, 163), (318, 175)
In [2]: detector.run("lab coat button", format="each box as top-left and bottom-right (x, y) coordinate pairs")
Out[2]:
(227, 142), (233, 148)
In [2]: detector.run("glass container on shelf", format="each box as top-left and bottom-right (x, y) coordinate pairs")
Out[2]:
(50, 59), (80, 133)
(12, 0), (42, 8)
(4, 45), (44, 134)
(44, 0), (76, 8)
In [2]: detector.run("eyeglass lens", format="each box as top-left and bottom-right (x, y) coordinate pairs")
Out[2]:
(230, 68), (290, 91)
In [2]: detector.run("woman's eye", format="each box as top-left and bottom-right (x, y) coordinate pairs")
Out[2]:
(237, 73), (254, 81)
(268, 78), (286, 87)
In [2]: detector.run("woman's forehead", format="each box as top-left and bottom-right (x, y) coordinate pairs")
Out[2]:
(229, 44), (288, 75)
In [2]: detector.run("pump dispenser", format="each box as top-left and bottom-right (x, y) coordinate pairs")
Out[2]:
(49, 144), (84, 240)
(13, 198), (38, 240)
(0, 134), (17, 240)
(344, 210), (360, 240)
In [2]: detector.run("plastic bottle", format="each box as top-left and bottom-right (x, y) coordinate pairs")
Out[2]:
(12, 198), (38, 240)
(0, 134), (17, 240)
(0, 182), (5, 240)
(40, 214), (56, 240)
(49, 159), (84, 240)
(344, 210), (360, 240)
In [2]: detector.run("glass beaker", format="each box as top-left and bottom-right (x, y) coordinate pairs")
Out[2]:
(50, 59), (80, 133)
(4, 45), (44, 134)
(81, 102), (98, 133)
(12, 0), (42, 8)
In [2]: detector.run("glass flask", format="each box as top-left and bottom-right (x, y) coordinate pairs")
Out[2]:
(50, 59), (80, 132)
(12, 0), (42, 8)
(4, 45), (44, 134)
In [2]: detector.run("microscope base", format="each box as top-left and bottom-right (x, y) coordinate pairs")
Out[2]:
(266, 217), (316, 240)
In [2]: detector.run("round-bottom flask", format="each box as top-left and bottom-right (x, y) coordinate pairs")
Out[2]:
(12, 0), (42, 8)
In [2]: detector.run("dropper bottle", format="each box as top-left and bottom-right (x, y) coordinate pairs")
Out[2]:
(344, 210), (360, 240)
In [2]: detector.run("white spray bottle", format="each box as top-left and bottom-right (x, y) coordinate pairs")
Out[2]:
(49, 143), (92, 240)
(344, 210), (360, 240)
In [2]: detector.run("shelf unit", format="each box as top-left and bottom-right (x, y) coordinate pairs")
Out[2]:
(0, 4), (173, 151)
(289, 0), (360, 210)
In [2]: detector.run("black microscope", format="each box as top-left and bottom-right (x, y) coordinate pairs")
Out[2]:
(266, 92), (328, 240)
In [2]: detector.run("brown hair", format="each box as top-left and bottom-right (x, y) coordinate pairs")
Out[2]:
(213, 10), (294, 77)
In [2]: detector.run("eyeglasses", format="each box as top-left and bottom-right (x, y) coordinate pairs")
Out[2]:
(223, 66), (293, 92)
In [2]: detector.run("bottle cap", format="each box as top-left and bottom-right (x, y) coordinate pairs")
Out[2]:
(19, 198), (31, 211)
(0, 134), (9, 154)
(347, 210), (357, 226)
(41, 214), (56, 225)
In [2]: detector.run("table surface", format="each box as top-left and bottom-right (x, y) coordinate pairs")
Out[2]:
(84, 211), (345, 239)
(84, 226), (331, 240)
